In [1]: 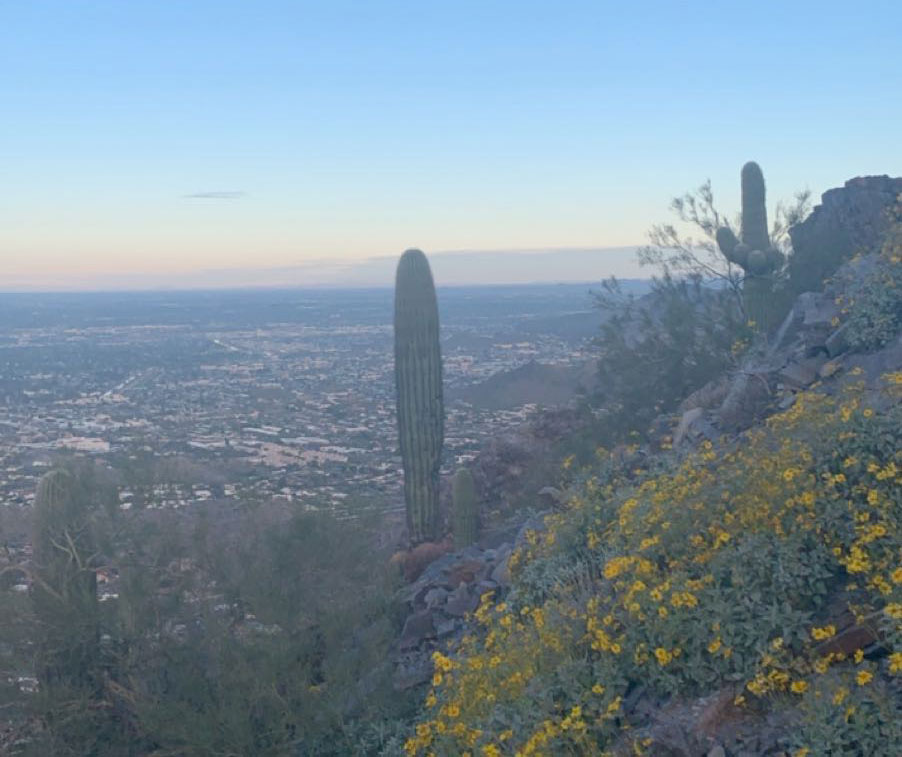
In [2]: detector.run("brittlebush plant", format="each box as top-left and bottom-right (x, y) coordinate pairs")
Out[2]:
(834, 200), (902, 352)
(406, 373), (902, 756)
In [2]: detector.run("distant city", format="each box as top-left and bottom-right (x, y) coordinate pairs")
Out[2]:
(0, 283), (645, 521)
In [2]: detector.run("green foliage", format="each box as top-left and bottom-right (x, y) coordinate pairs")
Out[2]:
(594, 274), (748, 440)
(394, 248), (445, 545)
(406, 378), (902, 755)
(4, 473), (413, 755)
(790, 669), (902, 756)
(451, 468), (479, 548)
(122, 505), (410, 756)
(837, 204), (902, 351)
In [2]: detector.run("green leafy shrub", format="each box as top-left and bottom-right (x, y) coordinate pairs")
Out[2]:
(790, 668), (902, 756)
(836, 204), (902, 351)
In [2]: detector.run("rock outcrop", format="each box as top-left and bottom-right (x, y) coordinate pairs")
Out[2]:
(664, 247), (900, 441)
(788, 175), (902, 293)
(392, 543), (513, 689)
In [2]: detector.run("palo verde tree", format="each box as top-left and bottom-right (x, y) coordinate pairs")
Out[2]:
(394, 248), (444, 545)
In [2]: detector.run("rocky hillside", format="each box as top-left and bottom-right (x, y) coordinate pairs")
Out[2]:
(396, 178), (902, 756)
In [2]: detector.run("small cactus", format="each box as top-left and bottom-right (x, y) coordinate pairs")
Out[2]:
(394, 249), (445, 545)
(451, 468), (479, 548)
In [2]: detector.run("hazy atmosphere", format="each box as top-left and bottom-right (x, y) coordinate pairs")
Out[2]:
(2, 1), (900, 289)
(1, 3), (901, 757)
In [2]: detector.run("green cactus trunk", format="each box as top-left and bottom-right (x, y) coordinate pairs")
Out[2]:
(394, 249), (444, 545)
(740, 161), (769, 253)
(451, 468), (479, 548)
(742, 275), (776, 334)
(31, 469), (100, 690)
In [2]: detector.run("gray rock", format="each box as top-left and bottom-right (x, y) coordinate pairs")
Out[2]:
(797, 291), (839, 328)
(779, 356), (826, 388)
(399, 610), (436, 650)
(789, 175), (902, 292)
(825, 323), (850, 357)
(679, 375), (730, 412)
(423, 587), (448, 609)
(444, 582), (477, 617)
(435, 618), (459, 638)
(393, 651), (433, 690)
(673, 407), (704, 446)
(819, 358), (844, 378)
(717, 363), (773, 431)
(537, 486), (564, 506)
(490, 557), (512, 588)
(778, 394), (797, 410)
(707, 747), (726, 757)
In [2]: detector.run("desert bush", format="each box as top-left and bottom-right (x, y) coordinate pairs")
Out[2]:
(594, 273), (749, 440)
(835, 203), (902, 351)
(123, 504), (410, 756)
(405, 375), (902, 756)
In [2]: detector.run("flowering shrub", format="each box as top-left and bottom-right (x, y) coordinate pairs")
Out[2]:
(406, 374), (902, 756)
(835, 201), (902, 351)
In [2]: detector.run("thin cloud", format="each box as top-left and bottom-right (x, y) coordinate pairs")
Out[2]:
(183, 191), (246, 199)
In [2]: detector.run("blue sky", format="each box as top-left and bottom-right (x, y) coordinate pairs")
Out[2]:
(1, 1), (900, 288)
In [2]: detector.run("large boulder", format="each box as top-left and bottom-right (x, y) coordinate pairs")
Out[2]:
(789, 175), (902, 293)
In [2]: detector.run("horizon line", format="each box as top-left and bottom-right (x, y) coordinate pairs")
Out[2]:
(0, 276), (652, 296)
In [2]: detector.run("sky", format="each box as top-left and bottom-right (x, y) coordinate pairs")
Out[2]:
(1, 1), (900, 290)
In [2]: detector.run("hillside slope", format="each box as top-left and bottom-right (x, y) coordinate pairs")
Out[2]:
(402, 192), (902, 757)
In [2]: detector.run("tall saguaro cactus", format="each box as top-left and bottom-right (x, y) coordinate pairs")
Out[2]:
(394, 249), (444, 545)
(716, 161), (785, 333)
(31, 468), (100, 690)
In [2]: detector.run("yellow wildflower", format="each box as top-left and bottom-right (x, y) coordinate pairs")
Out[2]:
(654, 647), (673, 666)
(811, 625), (836, 641)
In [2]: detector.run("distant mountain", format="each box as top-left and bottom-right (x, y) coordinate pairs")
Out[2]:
(1, 247), (645, 292)
(449, 359), (596, 411)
